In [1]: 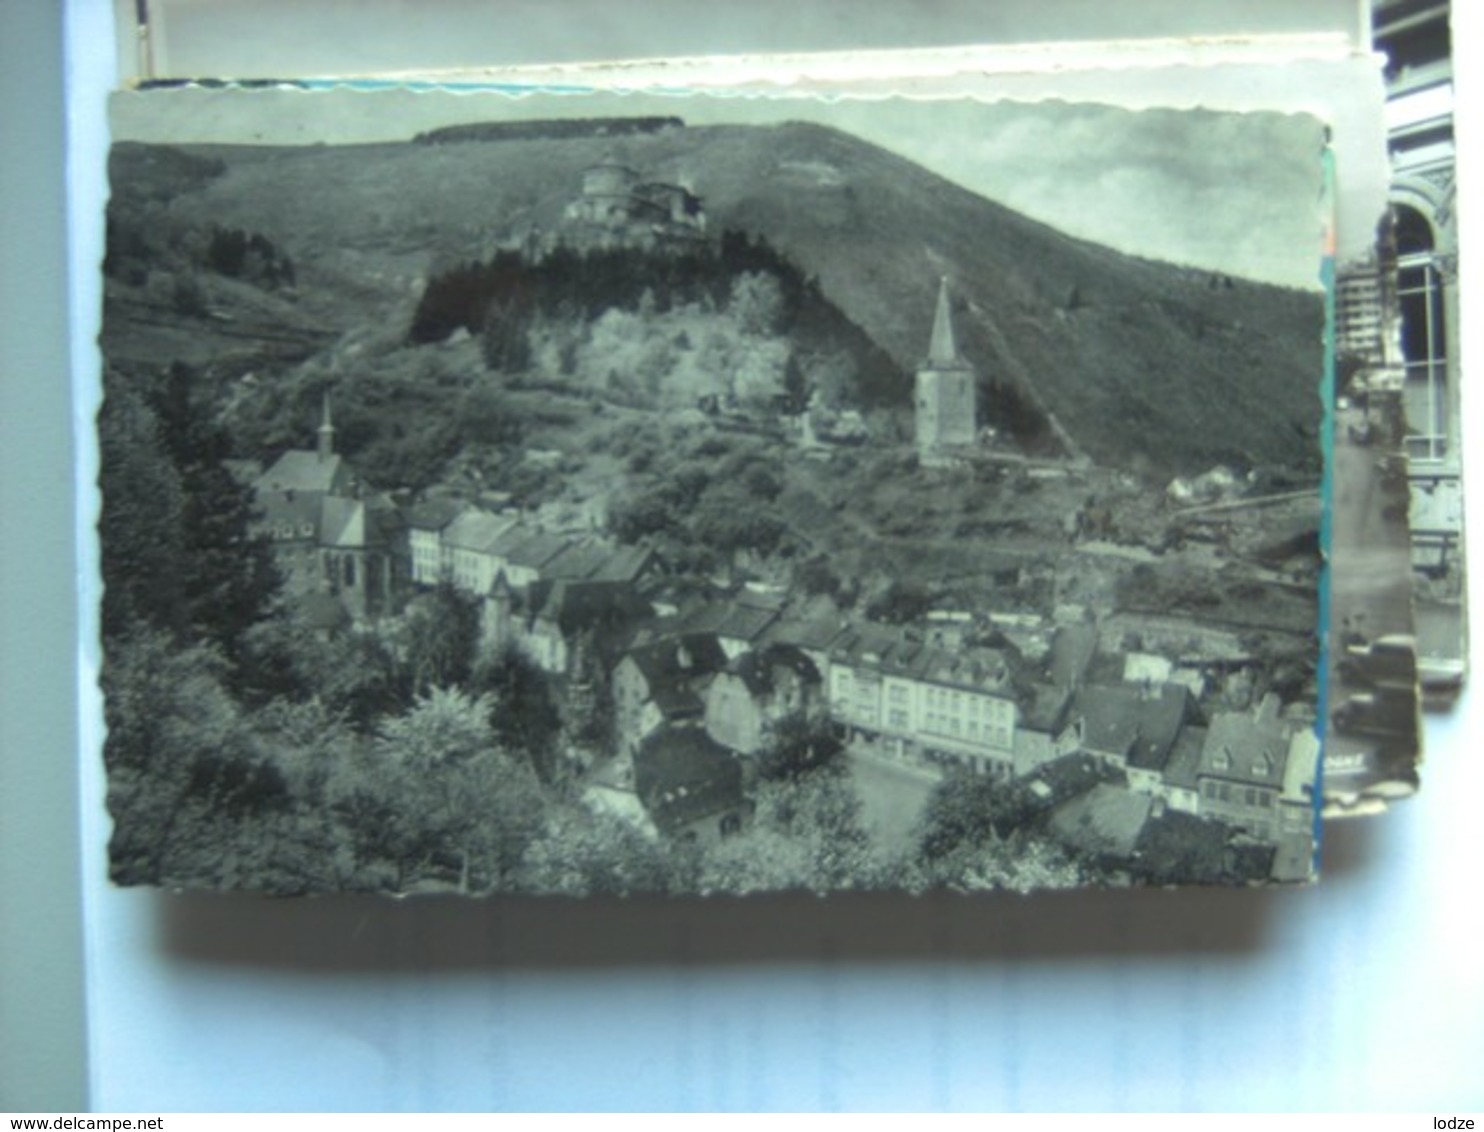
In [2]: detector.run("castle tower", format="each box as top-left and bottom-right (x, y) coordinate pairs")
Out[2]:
(914, 277), (978, 462)
(316, 391), (336, 463)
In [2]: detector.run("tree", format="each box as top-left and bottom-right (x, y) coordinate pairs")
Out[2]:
(458, 383), (523, 448)
(757, 714), (843, 782)
(782, 352), (809, 413)
(795, 555), (842, 600)
(912, 831), (1086, 894)
(358, 687), (547, 891)
(374, 686), (494, 769)
(481, 295), (534, 373)
(915, 771), (1003, 862)
(97, 380), (188, 639)
(698, 771), (875, 894)
(728, 271), (785, 336)
(143, 361), (281, 667)
(400, 584), (480, 696)
(517, 806), (677, 896)
(473, 647), (564, 784)
(908, 770), (1088, 893)
(103, 630), (290, 888)
(239, 609), (407, 729)
(865, 579), (937, 625)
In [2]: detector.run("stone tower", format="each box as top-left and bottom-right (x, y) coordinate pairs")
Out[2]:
(914, 276), (978, 463)
(316, 391), (336, 463)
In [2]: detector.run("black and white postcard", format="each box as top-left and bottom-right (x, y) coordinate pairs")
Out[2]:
(98, 87), (1330, 894)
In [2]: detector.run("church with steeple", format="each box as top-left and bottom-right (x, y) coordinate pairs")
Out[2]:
(250, 393), (407, 622)
(914, 277), (979, 465)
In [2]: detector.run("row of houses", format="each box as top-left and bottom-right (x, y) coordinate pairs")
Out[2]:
(603, 592), (1316, 875)
(244, 401), (663, 643)
(407, 497), (659, 598)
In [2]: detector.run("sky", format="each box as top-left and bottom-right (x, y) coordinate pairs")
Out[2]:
(111, 85), (1329, 289)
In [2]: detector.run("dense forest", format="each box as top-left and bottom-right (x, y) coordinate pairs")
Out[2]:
(408, 230), (905, 409)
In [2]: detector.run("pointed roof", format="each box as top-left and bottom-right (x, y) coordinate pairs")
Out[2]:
(1198, 694), (1293, 787)
(926, 276), (968, 369)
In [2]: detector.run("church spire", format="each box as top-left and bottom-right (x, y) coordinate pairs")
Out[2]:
(927, 275), (961, 367)
(316, 391), (335, 463)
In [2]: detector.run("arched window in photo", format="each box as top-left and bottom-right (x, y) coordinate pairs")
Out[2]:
(1394, 203), (1448, 463)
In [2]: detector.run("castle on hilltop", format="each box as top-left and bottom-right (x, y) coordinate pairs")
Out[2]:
(560, 158), (707, 252)
(500, 158), (709, 261)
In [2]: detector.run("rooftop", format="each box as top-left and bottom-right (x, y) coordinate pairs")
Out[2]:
(624, 634), (729, 694)
(256, 449), (347, 497)
(634, 725), (744, 835)
(404, 496), (467, 532)
(1050, 783), (1153, 859)
(830, 623), (1011, 694)
(444, 509), (517, 554)
(725, 643), (823, 697)
(1067, 682), (1195, 769)
(1199, 694), (1294, 788)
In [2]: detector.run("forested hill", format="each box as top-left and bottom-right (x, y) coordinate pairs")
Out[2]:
(106, 118), (1323, 475)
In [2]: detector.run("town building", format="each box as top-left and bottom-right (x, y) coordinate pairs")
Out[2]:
(826, 623), (1017, 773)
(612, 634), (729, 757)
(633, 725), (749, 844)
(250, 396), (406, 621)
(1060, 682), (1199, 788)
(405, 496), (466, 586)
(516, 578), (652, 677)
(704, 643), (825, 757)
(443, 508), (521, 595)
(1011, 683), (1077, 776)
(1194, 694), (1299, 842)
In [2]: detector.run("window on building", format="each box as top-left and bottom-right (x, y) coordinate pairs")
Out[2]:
(1375, 15), (1450, 83)
(1396, 204), (1448, 463)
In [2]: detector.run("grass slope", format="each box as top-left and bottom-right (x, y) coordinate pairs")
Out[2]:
(108, 118), (1323, 477)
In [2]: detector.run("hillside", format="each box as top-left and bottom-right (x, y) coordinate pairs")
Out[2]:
(105, 118), (1323, 476)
